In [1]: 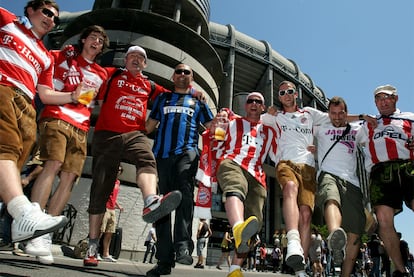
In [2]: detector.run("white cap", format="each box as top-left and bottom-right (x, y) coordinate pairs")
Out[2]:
(247, 92), (265, 103)
(373, 84), (397, 96)
(126, 46), (147, 62)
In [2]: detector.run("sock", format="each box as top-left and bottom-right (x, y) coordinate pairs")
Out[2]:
(7, 195), (31, 219)
(229, 265), (241, 273)
(144, 194), (157, 207)
(89, 238), (99, 246)
(287, 229), (301, 242)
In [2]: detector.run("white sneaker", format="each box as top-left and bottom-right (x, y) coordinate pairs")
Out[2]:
(327, 228), (347, 266)
(12, 203), (68, 242)
(25, 233), (52, 257)
(102, 255), (117, 262)
(286, 239), (305, 272)
(37, 253), (54, 265)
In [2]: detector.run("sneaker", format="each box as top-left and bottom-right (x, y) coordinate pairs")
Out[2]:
(146, 262), (172, 277)
(327, 228), (347, 266)
(227, 268), (243, 277)
(25, 233), (52, 257)
(296, 270), (309, 277)
(37, 254), (54, 265)
(102, 255), (117, 262)
(194, 263), (204, 269)
(11, 203), (68, 242)
(143, 191), (182, 223)
(97, 253), (102, 261)
(216, 265), (222, 270)
(83, 243), (99, 266)
(285, 239), (305, 272)
(232, 216), (259, 253)
(175, 248), (193, 265)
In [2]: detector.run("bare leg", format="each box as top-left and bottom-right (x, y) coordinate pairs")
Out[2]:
(341, 233), (360, 276)
(376, 205), (406, 273)
(89, 213), (105, 240)
(0, 160), (24, 204)
(299, 204), (312, 258)
(47, 171), (77, 216)
(136, 172), (157, 198)
(101, 232), (112, 257)
(324, 200), (342, 232)
(225, 196), (246, 267)
(30, 160), (62, 209)
(282, 181), (299, 231)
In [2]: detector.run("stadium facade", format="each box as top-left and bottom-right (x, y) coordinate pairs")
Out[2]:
(46, 0), (333, 262)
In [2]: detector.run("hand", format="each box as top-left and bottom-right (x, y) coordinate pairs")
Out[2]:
(193, 90), (206, 102)
(406, 136), (414, 150)
(267, 105), (278, 115)
(364, 115), (378, 128)
(307, 145), (316, 154)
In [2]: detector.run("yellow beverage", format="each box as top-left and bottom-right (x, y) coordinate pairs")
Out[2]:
(214, 126), (226, 141)
(78, 90), (94, 105)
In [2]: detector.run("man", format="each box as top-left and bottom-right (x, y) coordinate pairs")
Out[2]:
(0, 1), (79, 244)
(262, 81), (372, 276)
(215, 92), (278, 277)
(99, 166), (124, 262)
(83, 45), (182, 267)
(145, 63), (214, 276)
(362, 85), (414, 277)
(261, 81), (330, 276)
(24, 25), (109, 264)
(314, 96), (366, 276)
(194, 218), (212, 269)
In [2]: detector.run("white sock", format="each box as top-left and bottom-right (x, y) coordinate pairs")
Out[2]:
(229, 265), (241, 273)
(7, 195), (31, 219)
(287, 229), (301, 242)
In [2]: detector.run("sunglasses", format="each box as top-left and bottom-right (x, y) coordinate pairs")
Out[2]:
(41, 8), (60, 25)
(175, 69), (191, 75)
(278, 89), (295, 96)
(246, 98), (263, 104)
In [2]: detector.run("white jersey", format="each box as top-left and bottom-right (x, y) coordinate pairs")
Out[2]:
(361, 109), (414, 171)
(314, 122), (365, 187)
(261, 107), (329, 166)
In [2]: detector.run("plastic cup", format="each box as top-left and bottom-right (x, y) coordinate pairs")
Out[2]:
(213, 119), (228, 141)
(78, 77), (98, 105)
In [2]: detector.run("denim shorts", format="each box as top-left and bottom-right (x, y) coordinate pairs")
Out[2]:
(0, 85), (36, 170)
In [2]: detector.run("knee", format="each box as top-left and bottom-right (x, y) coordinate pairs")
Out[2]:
(283, 181), (298, 196)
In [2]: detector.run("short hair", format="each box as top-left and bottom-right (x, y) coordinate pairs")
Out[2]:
(78, 25), (109, 56)
(278, 80), (296, 90)
(328, 96), (348, 112)
(24, 0), (59, 17)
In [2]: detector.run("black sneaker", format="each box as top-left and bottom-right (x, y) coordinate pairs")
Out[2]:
(146, 263), (172, 277)
(175, 248), (193, 265)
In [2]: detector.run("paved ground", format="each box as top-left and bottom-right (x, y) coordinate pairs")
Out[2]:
(0, 245), (292, 277)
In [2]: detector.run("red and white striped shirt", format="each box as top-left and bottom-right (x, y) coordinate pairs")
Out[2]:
(39, 50), (107, 131)
(362, 109), (414, 171)
(216, 117), (279, 187)
(0, 8), (54, 99)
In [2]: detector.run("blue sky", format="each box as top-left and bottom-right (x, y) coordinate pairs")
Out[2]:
(2, 0), (413, 251)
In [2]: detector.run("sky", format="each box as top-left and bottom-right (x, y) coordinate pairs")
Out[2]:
(2, 0), (413, 251)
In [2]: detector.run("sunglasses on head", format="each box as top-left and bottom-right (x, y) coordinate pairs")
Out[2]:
(41, 8), (60, 25)
(246, 98), (263, 104)
(175, 69), (191, 75)
(278, 89), (295, 96)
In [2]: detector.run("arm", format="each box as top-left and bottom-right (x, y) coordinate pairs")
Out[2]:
(347, 114), (378, 128)
(145, 118), (159, 135)
(37, 84), (81, 105)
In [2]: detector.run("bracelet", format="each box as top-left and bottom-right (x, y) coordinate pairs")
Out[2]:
(358, 114), (365, 120)
(71, 91), (78, 104)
